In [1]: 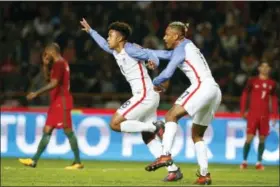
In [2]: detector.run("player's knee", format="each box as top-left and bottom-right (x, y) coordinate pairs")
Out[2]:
(259, 136), (266, 143)
(165, 110), (177, 122)
(245, 138), (253, 144)
(110, 121), (121, 132)
(43, 126), (53, 135)
(141, 132), (155, 144)
(191, 128), (204, 143)
(245, 134), (254, 143)
(192, 134), (203, 143)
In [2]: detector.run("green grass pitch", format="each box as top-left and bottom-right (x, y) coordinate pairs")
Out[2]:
(1, 158), (279, 186)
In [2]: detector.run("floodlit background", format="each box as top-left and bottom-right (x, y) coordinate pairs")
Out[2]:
(1, 1), (279, 186)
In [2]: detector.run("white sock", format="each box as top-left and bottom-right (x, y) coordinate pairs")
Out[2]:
(147, 138), (178, 172)
(194, 141), (208, 176)
(120, 120), (156, 133)
(162, 122), (178, 155)
(146, 138), (162, 158)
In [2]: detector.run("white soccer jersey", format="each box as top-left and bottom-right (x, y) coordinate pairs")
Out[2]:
(113, 49), (154, 95)
(89, 28), (160, 120)
(152, 39), (221, 126)
(178, 41), (216, 85)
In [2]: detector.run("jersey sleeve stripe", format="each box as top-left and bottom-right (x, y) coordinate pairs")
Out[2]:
(123, 62), (147, 117)
(181, 60), (201, 106)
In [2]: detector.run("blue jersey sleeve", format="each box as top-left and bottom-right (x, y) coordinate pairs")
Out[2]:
(148, 49), (173, 60)
(89, 29), (114, 54)
(153, 47), (185, 86)
(125, 43), (159, 66)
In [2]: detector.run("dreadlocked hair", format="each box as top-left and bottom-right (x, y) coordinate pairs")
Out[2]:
(168, 21), (190, 37)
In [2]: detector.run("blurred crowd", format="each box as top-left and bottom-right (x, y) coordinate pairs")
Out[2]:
(0, 2), (279, 111)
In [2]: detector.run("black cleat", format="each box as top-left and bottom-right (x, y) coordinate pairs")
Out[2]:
(163, 167), (183, 182)
(153, 120), (165, 140)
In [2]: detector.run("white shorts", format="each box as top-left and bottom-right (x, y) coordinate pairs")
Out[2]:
(175, 80), (222, 126)
(117, 91), (160, 123)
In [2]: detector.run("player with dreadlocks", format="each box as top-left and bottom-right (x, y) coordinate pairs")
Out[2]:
(145, 21), (222, 185)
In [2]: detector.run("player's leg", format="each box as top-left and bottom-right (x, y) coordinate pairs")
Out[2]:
(19, 125), (54, 168)
(240, 115), (258, 169)
(256, 135), (266, 170)
(64, 127), (84, 169)
(191, 85), (221, 185)
(145, 104), (187, 171)
(240, 133), (254, 169)
(110, 95), (161, 133)
(256, 116), (269, 170)
(141, 110), (182, 182)
(60, 109), (83, 169)
(191, 122), (211, 185)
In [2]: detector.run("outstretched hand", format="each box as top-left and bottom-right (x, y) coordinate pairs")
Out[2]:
(80, 18), (91, 33)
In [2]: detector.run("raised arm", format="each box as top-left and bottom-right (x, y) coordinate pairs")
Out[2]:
(125, 43), (159, 67)
(80, 18), (113, 54)
(152, 47), (185, 86)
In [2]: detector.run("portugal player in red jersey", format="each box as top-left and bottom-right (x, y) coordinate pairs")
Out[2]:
(240, 62), (278, 170)
(19, 43), (83, 169)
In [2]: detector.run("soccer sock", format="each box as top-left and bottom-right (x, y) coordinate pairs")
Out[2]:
(32, 132), (51, 163)
(65, 131), (81, 164)
(146, 138), (178, 172)
(194, 141), (208, 176)
(243, 142), (251, 161)
(120, 120), (156, 133)
(162, 122), (177, 155)
(257, 142), (265, 162)
(147, 138), (162, 158)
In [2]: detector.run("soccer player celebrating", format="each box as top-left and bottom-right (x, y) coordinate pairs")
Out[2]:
(240, 62), (278, 170)
(80, 18), (182, 181)
(145, 22), (222, 185)
(19, 43), (83, 170)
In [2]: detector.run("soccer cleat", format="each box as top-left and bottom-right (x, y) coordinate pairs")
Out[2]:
(145, 154), (173, 172)
(153, 120), (165, 140)
(163, 167), (183, 182)
(65, 162), (84, 170)
(256, 163), (264, 170)
(18, 158), (36, 168)
(240, 162), (248, 169)
(194, 170), (212, 185)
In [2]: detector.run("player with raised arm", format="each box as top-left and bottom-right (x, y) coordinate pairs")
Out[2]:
(19, 43), (83, 169)
(145, 22), (222, 185)
(240, 62), (278, 170)
(80, 18), (182, 181)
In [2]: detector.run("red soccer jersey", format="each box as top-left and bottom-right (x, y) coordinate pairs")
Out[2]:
(50, 58), (73, 109)
(240, 77), (278, 118)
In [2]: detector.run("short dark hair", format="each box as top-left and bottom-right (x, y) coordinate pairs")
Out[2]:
(45, 42), (61, 53)
(108, 21), (132, 40)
